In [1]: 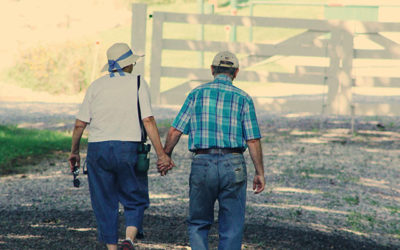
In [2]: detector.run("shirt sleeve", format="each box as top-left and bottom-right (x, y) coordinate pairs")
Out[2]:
(138, 78), (153, 119)
(76, 86), (92, 123)
(242, 97), (261, 140)
(172, 93), (194, 134)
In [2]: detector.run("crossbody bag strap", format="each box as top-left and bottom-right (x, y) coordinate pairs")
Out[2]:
(137, 75), (147, 142)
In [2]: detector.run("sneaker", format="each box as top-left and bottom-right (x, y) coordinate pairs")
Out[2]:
(136, 231), (144, 239)
(120, 238), (135, 250)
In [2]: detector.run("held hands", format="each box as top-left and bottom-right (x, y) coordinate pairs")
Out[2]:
(157, 153), (175, 176)
(253, 174), (265, 194)
(68, 153), (80, 172)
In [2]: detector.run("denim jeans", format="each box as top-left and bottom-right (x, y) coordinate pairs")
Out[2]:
(188, 153), (247, 250)
(86, 141), (149, 244)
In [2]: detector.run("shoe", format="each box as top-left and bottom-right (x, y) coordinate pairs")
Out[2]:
(136, 231), (144, 239)
(120, 238), (135, 250)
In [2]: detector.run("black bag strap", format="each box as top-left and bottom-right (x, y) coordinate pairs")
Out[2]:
(137, 75), (147, 142)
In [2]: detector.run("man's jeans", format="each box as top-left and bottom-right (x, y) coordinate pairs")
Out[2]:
(188, 153), (247, 250)
(86, 141), (149, 244)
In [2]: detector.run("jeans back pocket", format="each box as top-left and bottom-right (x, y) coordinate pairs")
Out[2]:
(190, 158), (210, 187)
(227, 156), (246, 184)
(234, 166), (246, 184)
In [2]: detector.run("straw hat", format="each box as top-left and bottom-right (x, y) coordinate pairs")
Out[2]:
(101, 43), (143, 73)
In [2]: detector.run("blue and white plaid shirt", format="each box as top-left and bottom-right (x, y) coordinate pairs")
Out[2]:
(172, 74), (261, 151)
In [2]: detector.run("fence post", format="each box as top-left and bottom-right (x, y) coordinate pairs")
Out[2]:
(326, 24), (354, 115)
(150, 12), (164, 105)
(198, 0), (204, 67)
(230, 0), (238, 42)
(131, 4), (147, 77)
(249, 2), (254, 42)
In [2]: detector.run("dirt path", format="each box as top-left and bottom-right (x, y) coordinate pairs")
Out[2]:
(1, 85), (400, 249)
(1, 124), (400, 249)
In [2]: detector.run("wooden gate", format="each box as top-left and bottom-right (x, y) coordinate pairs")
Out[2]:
(132, 4), (400, 116)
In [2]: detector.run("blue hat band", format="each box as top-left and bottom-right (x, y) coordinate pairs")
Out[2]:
(108, 50), (133, 77)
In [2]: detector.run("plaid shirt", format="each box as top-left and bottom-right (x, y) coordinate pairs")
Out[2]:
(172, 74), (261, 151)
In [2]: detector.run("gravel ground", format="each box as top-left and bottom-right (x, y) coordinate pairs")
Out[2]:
(1, 101), (400, 249)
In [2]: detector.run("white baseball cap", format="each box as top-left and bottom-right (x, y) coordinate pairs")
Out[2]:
(101, 43), (143, 72)
(211, 51), (239, 68)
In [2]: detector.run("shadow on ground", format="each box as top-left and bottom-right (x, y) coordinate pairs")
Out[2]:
(0, 209), (397, 249)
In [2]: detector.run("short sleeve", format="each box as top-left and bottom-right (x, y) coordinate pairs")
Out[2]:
(138, 78), (153, 119)
(76, 86), (92, 123)
(172, 93), (194, 134)
(242, 97), (261, 140)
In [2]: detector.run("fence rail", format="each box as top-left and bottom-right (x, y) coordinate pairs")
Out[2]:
(131, 4), (400, 116)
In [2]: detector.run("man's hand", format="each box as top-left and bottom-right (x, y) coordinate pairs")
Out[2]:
(68, 153), (80, 172)
(159, 127), (183, 176)
(253, 174), (265, 194)
(157, 154), (175, 176)
(142, 117), (176, 176)
(247, 139), (265, 194)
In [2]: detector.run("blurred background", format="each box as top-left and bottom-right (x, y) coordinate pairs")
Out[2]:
(1, 0), (400, 103)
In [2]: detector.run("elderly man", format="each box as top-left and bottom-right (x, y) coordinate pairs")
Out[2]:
(161, 51), (265, 250)
(69, 43), (173, 250)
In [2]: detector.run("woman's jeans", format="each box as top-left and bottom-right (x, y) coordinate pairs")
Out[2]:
(188, 153), (247, 250)
(86, 141), (149, 244)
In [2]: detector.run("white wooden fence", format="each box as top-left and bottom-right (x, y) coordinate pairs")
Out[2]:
(132, 4), (400, 116)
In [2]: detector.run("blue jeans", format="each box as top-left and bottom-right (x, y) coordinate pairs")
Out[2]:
(86, 141), (149, 244)
(188, 153), (247, 250)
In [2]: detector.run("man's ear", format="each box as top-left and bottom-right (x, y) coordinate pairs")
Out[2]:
(211, 66), (215, 76)
(233, 68), (239, 79)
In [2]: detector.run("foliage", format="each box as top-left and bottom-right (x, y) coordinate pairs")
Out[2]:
(122, 0), (196, 7)
(7, 42), (93, 94)
(0, 125), (86, 175)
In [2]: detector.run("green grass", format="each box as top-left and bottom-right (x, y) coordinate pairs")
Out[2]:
(347, 211), (377, 233)
(347, 210), (400, 236)
(0, 125), (87, 175)
(337, 172), (360, 184)
(156, 118), (173, 128)
(343, 195), (360, 206)
(365, 197), (380, 206)
(288, 207), (303, 221)
(385, 205), (400, 215)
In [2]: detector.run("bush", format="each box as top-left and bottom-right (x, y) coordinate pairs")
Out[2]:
(8, 42), (95, 94)
(126, 0), (196, 5)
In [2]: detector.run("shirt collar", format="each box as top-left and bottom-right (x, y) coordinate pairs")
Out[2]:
(213, 74), (233, 85)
